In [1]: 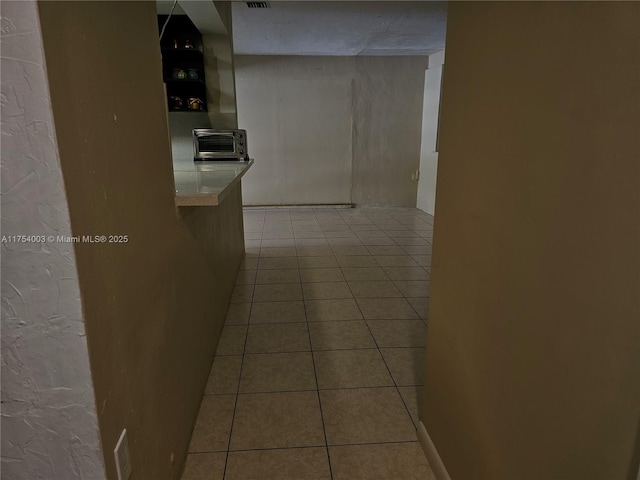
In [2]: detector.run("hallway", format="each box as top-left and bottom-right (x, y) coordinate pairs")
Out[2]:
(181, 207), (436, 480)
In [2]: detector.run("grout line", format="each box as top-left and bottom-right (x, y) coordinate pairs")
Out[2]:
(222, 254), (257, 480)
(342, 272), (420, 430)
(300, 256), (335, 480)
(203, 383), (423, 397)
(221, 439), (422, 455)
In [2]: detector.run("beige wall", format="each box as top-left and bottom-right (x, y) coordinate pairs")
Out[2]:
(351, 56), (427, 207)
(38, 2), (244, 479)
(424, 2), (640, 479)
(235, 55), (426, 206)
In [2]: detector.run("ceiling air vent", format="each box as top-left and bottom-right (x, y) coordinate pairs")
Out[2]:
(246, 2), (270, 8)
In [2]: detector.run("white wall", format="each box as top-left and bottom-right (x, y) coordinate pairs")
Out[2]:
(0, 2), (104, 479)
(416, 49), (445, 215)
(236, 56), (354, 205)
(235, 55), (427, 206)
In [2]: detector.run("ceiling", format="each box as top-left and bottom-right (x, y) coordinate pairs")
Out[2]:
(156, 1), (447, 57)
(231, 1), (447, 56)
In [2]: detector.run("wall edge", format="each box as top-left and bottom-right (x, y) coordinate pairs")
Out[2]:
(418, 421), (451, 480)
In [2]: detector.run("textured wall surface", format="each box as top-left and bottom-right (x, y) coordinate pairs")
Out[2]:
(235, 55), (426, 206)
(351, 56), (427, 207)
(424, 2), (640, 479)
(0, 2), (105, 479)
(37, 2), (244, 479)
(236, 55), (354, 205)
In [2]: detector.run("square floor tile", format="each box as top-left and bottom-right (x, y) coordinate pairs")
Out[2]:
(298, 256), (339, 268)
(308, 321), (376, 350)
(226, 448), (330, 480)
(259, 247), (298, 257)
(216, 326), (247, 355)
(347, 223), (377, 230)
(406, 242), (433, 253)
(341, 267), (388, 281)
(253, 283), (303, 302)
(320, 224), (350, 233)
(330, 246), (370, 256)
(329, 443), (435, 480)
(380, 348), (425, 386)
(356, 230), (389, 239)
(256, 269), (301, 284)
(296, 238), (330, 247)
(239, 258), (258, 270)
(235, 269), (256, 285)
(366, 245), (406, 256)
(294, 230), (326, 239)
(327, 237), (364, 247)
(361, 237), (397, 246)
(296, 246), (334, 257)
(408, 297), (430, 320)
(205, 355), (242, 394)
(324, 230), (358, 239)
(320, 387), (416, 445)
(386, 231), (420, 239)
(262, 231), (294, 240)
(250, 301), (306, 324)
(374, 255), (419, 267)
(258, 257), (299, 270)
(244, 227), (264, 235)
(357, 298), (418, 319)
(393, 280), (430, 298)
(224, 303), (251, 326)
(398, 386), (424, 426)
(239, 352), (316, 393)
(181, 453), (226, 480)
(305, 299), (363, 322)
(394, 237), (430, 247)
(230, 284), (253, 304)
(336, 256), (378, 268)
(302, 282), (353, 300)
(383, 266), (430, 281)
(366, 320), (426, 348)
(261, 239), (296, 248)
(245, 323), (310, 353)
(188, 395), (235, 452)
(230, 392), (325, 450)
(314, 350), (394, 389)
(299, 268), (345, 283)
(412, 255), (432, 267)
(348, 281), (402, 298)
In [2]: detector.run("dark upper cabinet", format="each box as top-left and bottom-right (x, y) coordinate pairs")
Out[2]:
(157, 15), (207, 112)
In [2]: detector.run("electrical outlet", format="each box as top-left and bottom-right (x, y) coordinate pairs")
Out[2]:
(114, 429), (132, 480)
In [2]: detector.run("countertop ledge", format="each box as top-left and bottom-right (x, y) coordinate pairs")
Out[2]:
(174, 159), (253, 207)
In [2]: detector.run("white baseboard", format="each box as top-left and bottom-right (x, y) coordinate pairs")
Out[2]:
(417, 421), (452, 480)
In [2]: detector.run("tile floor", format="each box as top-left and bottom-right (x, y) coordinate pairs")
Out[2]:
(182, 207), (435, 480)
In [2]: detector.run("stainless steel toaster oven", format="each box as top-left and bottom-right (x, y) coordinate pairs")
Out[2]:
(193, 129), (249, 161)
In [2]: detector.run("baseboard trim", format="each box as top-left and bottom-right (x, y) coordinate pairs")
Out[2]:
(417, 421), (452, 480)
